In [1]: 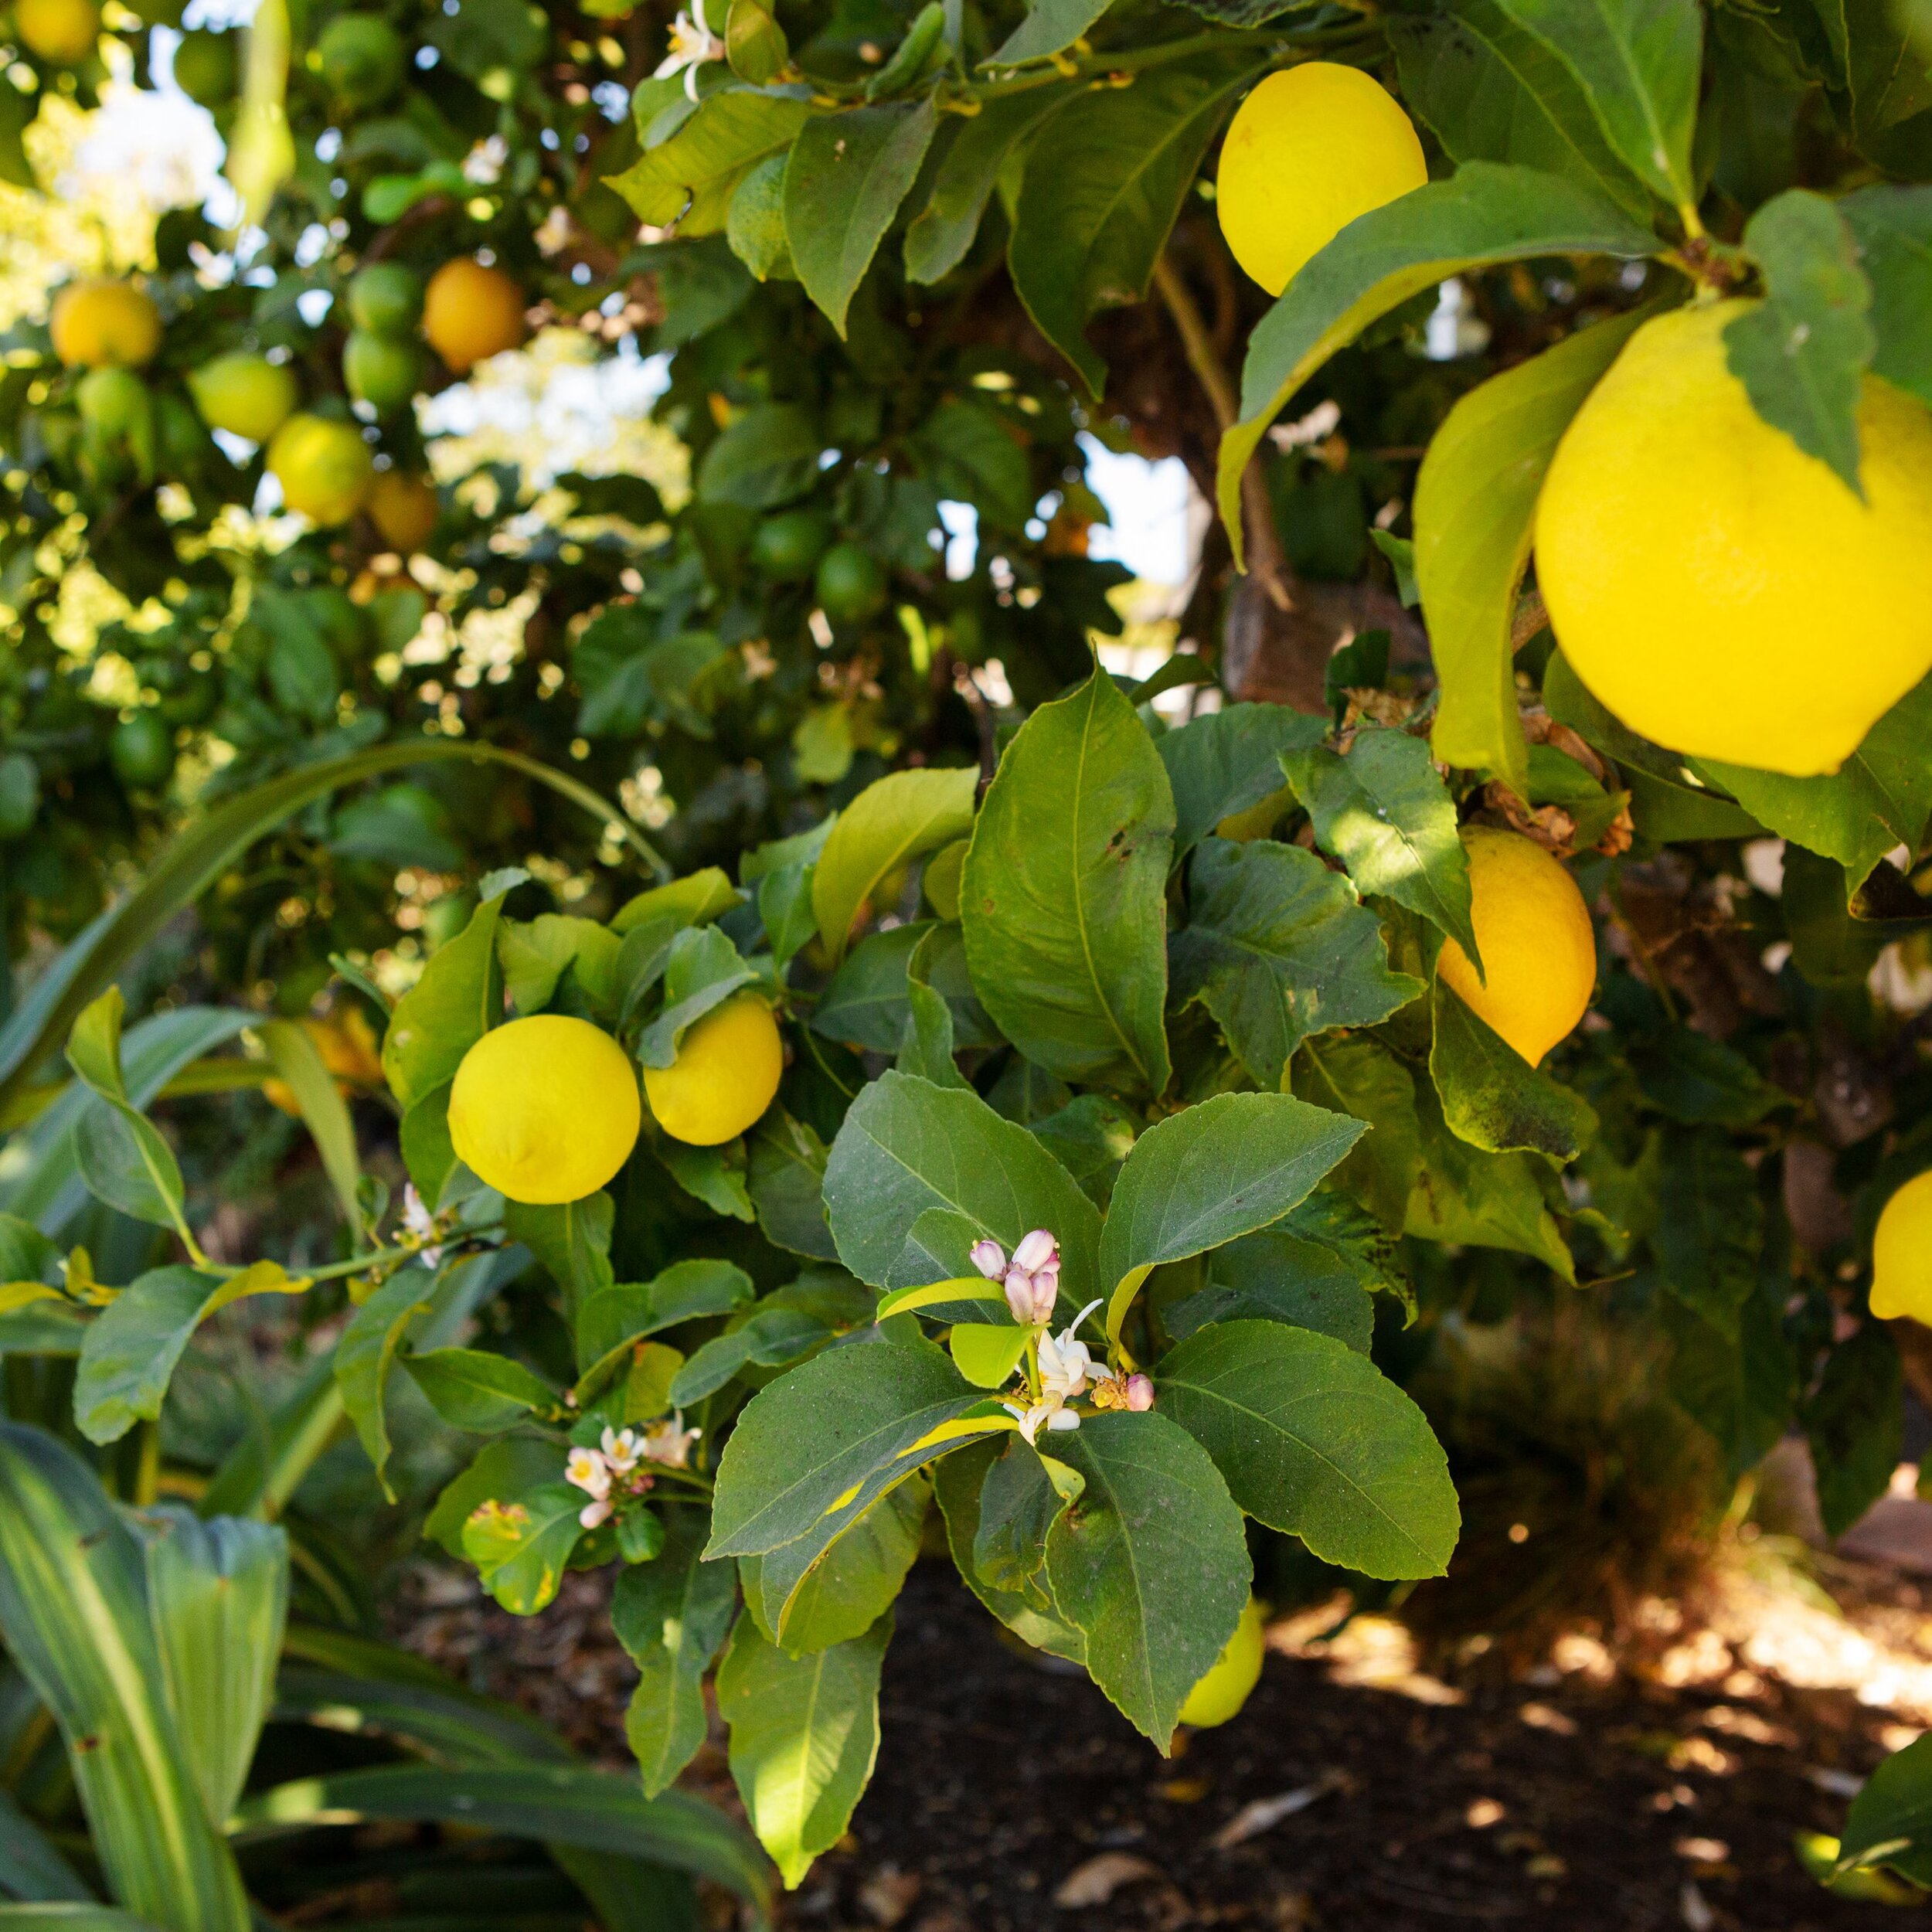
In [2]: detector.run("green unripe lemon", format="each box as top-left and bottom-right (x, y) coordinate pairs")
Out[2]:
(108, 712), (175, 790)
(75, 366), (151, 438)
(342, 329), (421, 415)
(188, 352), (298, 441)
(267, 413), (373, 524)
(347, 262), (423, 338)
(448, 1015), (643, 1205)
(315, 13), (406, 105)
(751, 509), (831, 581)
(815, 541), (887, 624)
(172, 26), (236, 104)
(1177, 1597), (1266, 1728)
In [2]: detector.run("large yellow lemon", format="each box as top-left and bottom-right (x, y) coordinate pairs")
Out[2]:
(367, 470), (439, 553)
(642, 994), (783, 1147)
(422, 258), (527, 373)
(1870, 1171), (1932, 1325)
(17, 0), (99, 64)
(50, 279), (161, 369)
(448, 1015), (642, 1205)
(1436, 828), (1595, 1066)
(1216, 64), (1427, 296)
(267, 413), (373, 524)
(1536, 301), (1932, 777)
(1179, 1596), (1266, 1728)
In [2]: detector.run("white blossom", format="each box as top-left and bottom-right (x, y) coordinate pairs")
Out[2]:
(1037, 1298), (1102, 1403)
(402, 1183), (443, 1268)
(577, 1495), (613, 1530)
(653, 0), (725, 100)
(565, 1446), (611, 1499)
(641, 1412), (701, 1468)
(601, 1426), (642, 1475)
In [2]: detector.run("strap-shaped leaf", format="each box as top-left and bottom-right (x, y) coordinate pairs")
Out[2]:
(256, 1018), (363, 1230)
(0, 1789), (93, 1902)
(1219, 164), (1655, 560)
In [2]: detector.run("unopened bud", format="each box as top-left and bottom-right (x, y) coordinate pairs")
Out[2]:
(1012, 1228), (1059, 1274)
(1124, 1373), (1155, 1412)
(969, 1237), (1008, 1281)
(1005, 1265), (1057, 1326)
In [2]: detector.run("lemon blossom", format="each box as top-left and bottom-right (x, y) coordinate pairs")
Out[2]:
(601, 1426), (642, 1475)
(654, 0), (724, 100)
(1005, 1396), (1081, 1447)
(970, 1228), (1062, 1325)
(401, 1183), (443, 1268)
(643, 1413), (701, 1468)
(1037, 1299), (1102, 1403)
(565, 1445), (611, 1498)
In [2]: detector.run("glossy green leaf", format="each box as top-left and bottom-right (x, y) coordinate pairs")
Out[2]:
(0, 1423), (250, 1931)
(380, 888), (509, 1111)
(812, 766), (977, 961)
(1842, 184), (1932, 407)
(1840, 1732), (1932, 1888)
(577, 1260), (756, 1379)
(1417, 308), (1649, 794)
(403, 1347), (559, 1431)
(1170, 838), (1423, 1088)
(1291, 1032), (1423, 1233)
(464, 1483), (587, 1616)
(505, 1191), (616, 1325)
(1043, 1410), (1250, 1750)
(747, 1110), (838, 1260)
(949, 1320), (1031, 1389)
(1155, 703), (1326, 859)
(423, 1437), (563, 1561)
(1428, 977), (1597, 1161)
(962, 670), (1172, 1092)
(896, 923), (973, 1089)
(696, 401), (822, 509)
(716, 1609), (890, 1888)
(742, 1475), (926, 1653)
(257, 1016), (363, 1230)
(1219, 165), (1654, 560)
(903, 86), (1073, 284)
(612, 1514), (739, 1796)
(1155, 1319), (1459, 1579)
(607, 87), (815, 235)
(335, 1267), (439, 1495)
(785, 98), (938, 335)
(64, 990), (190, 1240)
(1282, 726), (1479, 961)
(986, 0), (1110, 64)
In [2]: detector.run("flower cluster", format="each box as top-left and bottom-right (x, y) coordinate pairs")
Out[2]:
(563, 1417), (701, 1528)
(1005, 1298), (1106, 1445)
(971, 1228), (1062, 1326)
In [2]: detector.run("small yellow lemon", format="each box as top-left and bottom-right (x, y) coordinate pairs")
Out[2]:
(263, 1009), (383, 1117)
(267, 413), (374, 524)
(1536, 301), (1932, 777)
(17, 0), (100, 64)
(1179, 1597), (1266, 1728)
(1870, 1170), (1932, 1325)
(642, 994), (784, 1147)
(1436, 828), (1595, 1066)
(1216, 63), (1427, 297)
(448, 1015), (642, 1205)
(367, 470), (440, 553)
(422, 258), (527, 373)
(50, 278), (162, 369)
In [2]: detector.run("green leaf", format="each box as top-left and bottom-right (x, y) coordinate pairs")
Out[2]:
(717, 1610), (890, 1888)
(1155, 1320), (1459, 1579)
(1009, 50), (1261, 395)
(464, 1483), (586, 1616)
(423, 1437), (563, 1560)
(404, 1348), (559, 1431)
(505, 1192), (615, 1324)
(742, 1475), (926, 1653)
(0, 1423), (250, 1931)
(1628, 1026), (1789, 1128)
(141, 1508), (287, 1823)
(815, 920), (993, 1055)
(931, 1437), (1086, 1659)
(1428, 977), (1597, 1161)
(1291, 1032), (1422, 1233)
(696, 400), (822, 509)
(747, 1110), (839, 1260)
(380, 889), (509, 1112)
(949, 1320), (1031, 1389)
(1653, 1127), (1764, 1336)
(1484, 0), (1701, 208)
(1170, 838), (1423, 1088)
(612, 867), (741, 935)
(1029, 1094), (1136, 1211)
(64, 989), (189, 1240)
(904, 87), (1072, 284)
(784, 99), (938, 336)
(1803, 1320), (1900, 1539)
(961, 669), (1173, 1093)
(1662, 1281), (1794, 1483)
(637, 926), (760, 1069)
(613, 1514), (739, 1796)
(335, 1267), (439, 1495)
(498, 913), (622, 1017)
(728, 151), (794, 281)
(1812, 0), (1932, 161)
(896, 924), (973, 1089)
(577, 1259), (755, 1380)
(233, 1762), (772, 1913)
(1099, 1090), (1366, 1355)
(1417, 308), (1650, 794)
(1387, 2), (1654, 218)
(1282, 726), (1479, 960)
(257, 1016), (363, 1229)
(821, 1070), (1102, 1303)
(986, 0), (1110, 64)
(1724, 189), (1875, 492)
(1842, 184), (1932, 408)
(812, 766), (978, 961)
(706, 1335), (996, 1560)
(1155, 703), (1326, 859)
(1841, 1733), (1932, 1889)
(668, 1294), (844, 1408)
(1043, 1410), (1250, 1749)
(0, 1788), (92, 1902)
(1167, 1209), (1384, 1352)
(1219, 164), (1655, 560)
(913, 397), (1034, 529)
(607, 87), (815, 234)
(1696, 674), (1932, 888)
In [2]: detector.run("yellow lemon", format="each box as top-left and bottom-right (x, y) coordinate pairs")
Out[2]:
(367, 469), (439, 553)
(1870, 1170), (1932, 1325)
(1178, 1597), (1266, 1728)
(50, 278), (162, 369)
(1536, 301), (1932, 777)
(422, 258), (527, 373)
(17, 0), (99, 64)
(263, 1009), (383, 1117)
(642, 994), (784, 1147)
(1216, 64), (1427, 296)
(1436, 828), (1595, 1066)
(267, 413), (373, 524)
(448, 1015), (642, 1205)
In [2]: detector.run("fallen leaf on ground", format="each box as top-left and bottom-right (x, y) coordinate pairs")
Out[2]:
(1053, 1852), (1163, 1906)
(1213, 1771), (1346, 1849)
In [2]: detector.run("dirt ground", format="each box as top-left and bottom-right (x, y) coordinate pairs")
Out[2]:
(396, 1539), (1932, 1932)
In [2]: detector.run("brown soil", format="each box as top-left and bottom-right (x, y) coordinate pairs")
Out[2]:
(396, 1552), (1929, 1932)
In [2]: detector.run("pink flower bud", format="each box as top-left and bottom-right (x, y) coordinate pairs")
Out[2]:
(970, 1237), (1008, 1281)
(1005, 1265), (1057, 1327)
(1012, 1228), (1059, 1274)
(1124, 1373), (1155, 1412)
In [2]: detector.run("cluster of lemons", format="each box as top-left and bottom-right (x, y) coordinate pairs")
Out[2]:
(49, 253), (528, 546)
(443, 996), (784, 1206)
